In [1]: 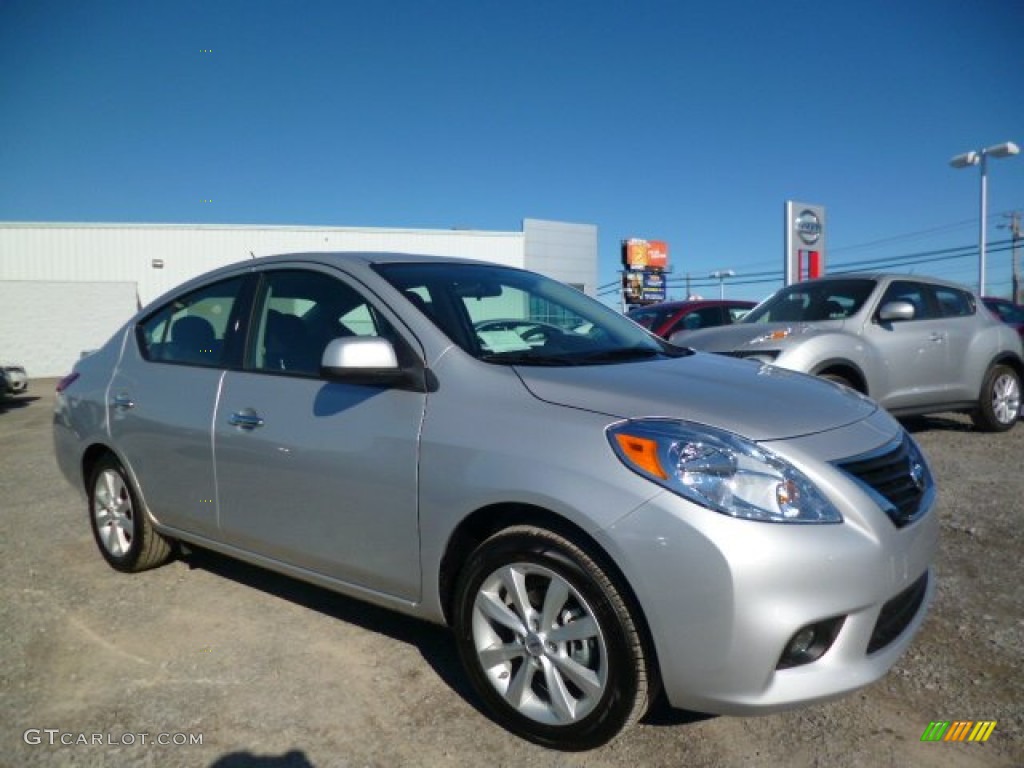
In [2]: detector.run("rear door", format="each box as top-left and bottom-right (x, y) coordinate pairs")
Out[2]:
(107, 275), (249, 539)
(863, 280), (949, 410)
(932, 284), (979, 400)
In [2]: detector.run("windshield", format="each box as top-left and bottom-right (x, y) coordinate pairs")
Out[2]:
(743, 279), (876, 324)
(375, 262), (685, 366)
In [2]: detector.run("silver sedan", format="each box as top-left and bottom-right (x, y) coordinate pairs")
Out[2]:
(54, 253), (938, 749)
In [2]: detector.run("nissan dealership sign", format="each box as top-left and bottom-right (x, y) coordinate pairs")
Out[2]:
(785, 201), (826, 285)
(795, 209), (822, 245)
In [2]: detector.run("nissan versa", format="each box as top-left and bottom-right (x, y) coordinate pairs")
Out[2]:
(54, 253), (938, 750)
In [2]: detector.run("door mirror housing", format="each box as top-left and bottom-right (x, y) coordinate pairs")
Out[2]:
(321, 337), (400, 378)
(878, 301), (915, 322)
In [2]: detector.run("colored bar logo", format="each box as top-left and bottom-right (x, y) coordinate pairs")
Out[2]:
(921, 721), (997, 742)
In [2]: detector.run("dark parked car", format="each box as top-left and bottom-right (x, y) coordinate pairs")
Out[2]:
(680, 274), (1024, 431)
(983, 296), (1024, 340)
(627, 299), (756, 339)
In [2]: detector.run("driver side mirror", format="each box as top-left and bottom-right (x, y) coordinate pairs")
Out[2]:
(320, 337), (432, 391)
(322, 337), (399, 378)
(878, 300), (915, 322)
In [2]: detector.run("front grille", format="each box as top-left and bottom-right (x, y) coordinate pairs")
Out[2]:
(834, 434), (930, 527)
(868, 572), (929, 653)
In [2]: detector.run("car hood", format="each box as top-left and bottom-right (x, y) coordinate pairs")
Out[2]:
(514, 351), (876, 441)
(679, 321), (842, 352)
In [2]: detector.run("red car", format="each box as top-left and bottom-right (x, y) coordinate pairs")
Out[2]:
(627, 299), (757, 339)
(983, 297), (1024, 340)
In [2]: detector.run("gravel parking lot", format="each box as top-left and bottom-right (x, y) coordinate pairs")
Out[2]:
(2, 381), (1021, 768)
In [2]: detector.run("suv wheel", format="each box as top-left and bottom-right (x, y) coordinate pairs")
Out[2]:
(972, 364), (1021, 432)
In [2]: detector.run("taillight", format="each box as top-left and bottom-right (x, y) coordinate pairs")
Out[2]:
(56, 372), (80, 393)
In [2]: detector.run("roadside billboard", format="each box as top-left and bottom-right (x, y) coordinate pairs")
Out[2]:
(621, 239), (669, 306)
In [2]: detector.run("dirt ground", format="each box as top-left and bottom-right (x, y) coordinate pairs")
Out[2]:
(1, 381), (1021, 768)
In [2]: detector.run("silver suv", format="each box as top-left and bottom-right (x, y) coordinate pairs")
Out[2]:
(677, 274), (1023, 432)
(54, 254), (937, 749)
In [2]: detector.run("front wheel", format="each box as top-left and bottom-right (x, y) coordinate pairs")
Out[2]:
(452, 526), (652, 750)
(88, 455), (173, 572)
(972, 364), (1021, 432)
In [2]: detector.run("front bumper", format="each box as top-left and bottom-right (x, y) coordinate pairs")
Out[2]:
(595, 427), (939, 715)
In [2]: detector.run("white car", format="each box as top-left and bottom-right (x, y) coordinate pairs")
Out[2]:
(1, 361), (28, 398)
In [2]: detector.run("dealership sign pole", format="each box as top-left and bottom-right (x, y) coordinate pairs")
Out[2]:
(784, 202), (826, 285)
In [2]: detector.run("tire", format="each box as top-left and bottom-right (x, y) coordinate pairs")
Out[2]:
(88, 455), (173, 572)
(819, 373), (854, 390)
(452, 525), (651, 750)
(972, 364), (1021, 432)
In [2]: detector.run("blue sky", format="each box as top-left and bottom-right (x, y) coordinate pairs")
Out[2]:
(2, 0), (1022, 302)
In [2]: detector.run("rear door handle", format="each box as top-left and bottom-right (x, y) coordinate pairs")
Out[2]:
(112, 393), (135, 410)
(228, 408), (265, 430)
(929, 333), (944, 343)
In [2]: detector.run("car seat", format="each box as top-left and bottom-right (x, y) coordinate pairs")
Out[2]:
(168, 316), (216, 364)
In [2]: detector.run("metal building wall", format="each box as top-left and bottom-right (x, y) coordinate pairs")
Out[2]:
(0, 280), (138, 377)
(0, 222), (525, 307)
(522, 219), (597, 295)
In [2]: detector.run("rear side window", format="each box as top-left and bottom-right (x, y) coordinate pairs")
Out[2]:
(138, 277), (246, 367)
(934, 286), (975, 317)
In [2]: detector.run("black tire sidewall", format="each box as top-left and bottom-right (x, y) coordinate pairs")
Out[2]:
(88, 456), (144, 572)
(453, 530), (641, 750)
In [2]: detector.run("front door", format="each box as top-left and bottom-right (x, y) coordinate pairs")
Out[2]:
(213, 267), (426, 601)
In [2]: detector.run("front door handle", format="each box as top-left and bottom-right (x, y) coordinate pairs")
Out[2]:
(929, 333), (944, 343)
(228, 408), (265, 430)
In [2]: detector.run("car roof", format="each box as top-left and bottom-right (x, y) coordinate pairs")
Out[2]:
(248, 251), (505, 269)
(797, 272), (976, 292)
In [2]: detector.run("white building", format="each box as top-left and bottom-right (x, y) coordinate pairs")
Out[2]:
(0, 218), (597, 377)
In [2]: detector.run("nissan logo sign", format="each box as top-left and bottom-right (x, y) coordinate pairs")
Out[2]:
(795, 210), (822, 245)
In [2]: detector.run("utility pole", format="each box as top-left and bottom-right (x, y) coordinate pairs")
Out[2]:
(1008, 212), (1022, 304)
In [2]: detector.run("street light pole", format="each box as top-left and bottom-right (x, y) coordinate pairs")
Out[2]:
(709, 269), (735, 300)
(950, 141), (1020, 296)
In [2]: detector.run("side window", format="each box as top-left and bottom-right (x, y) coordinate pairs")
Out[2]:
(879, 281), (935, 321)
(251, 270), (388, 377)
(934, 287), (974, 317)
(138, 276), (246, 367)
(727, 307), (751, 323)
(675, 307), (723, 334)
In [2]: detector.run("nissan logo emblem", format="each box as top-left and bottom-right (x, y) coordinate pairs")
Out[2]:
(796, 210), (822, 245)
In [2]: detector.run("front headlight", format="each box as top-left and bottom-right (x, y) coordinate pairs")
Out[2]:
(608, 419), (842, 524)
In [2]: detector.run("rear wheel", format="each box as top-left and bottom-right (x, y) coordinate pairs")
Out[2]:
(452, 526), (651, 750)
(88, 455), (173, 572)
(972, 364), (1021, 432)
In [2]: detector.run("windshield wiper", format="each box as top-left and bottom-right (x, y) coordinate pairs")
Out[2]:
(577, 346), (664, 363)
(479, 352), (579, 366)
